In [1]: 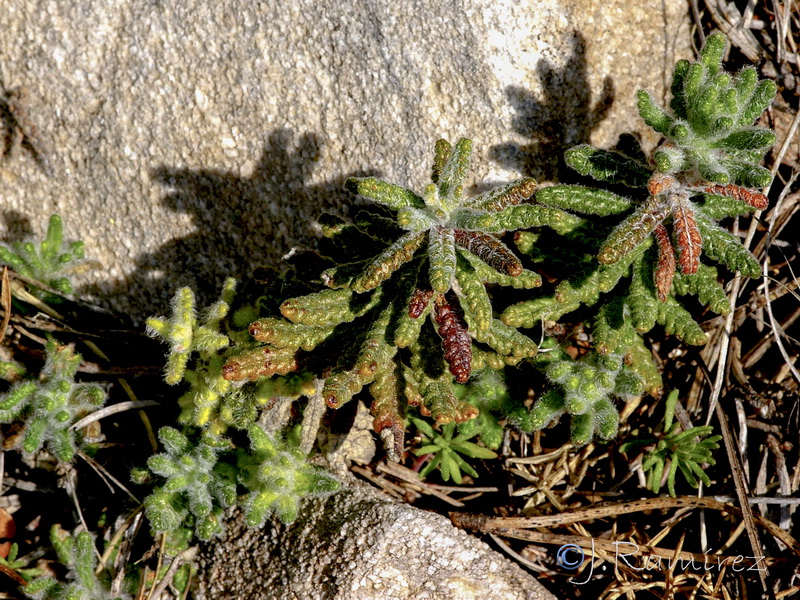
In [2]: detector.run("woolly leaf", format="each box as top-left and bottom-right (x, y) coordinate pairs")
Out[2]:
(345, 177), (425, 210)
(453, 230), (522, 276)
(455, 254), (492, 334)
(465, 178), (537, 212)
(437, 138), (472, 209)
(695, 214), (760, 276)
(223, 346), (298, 381)
(637, 90), (673, 136)
(565, 145), (651, 187)
(536, 185), (632, 216)
(249, 318), (334, 351)
(528, 390), (565, 430)
(628, 254), (658, 333)
(370, 361), (405, 460)
(428, 227), (457, 293)
(598, 195), (670, 264)
(656, 296), (707, 344)
(352, 231), (426, 293)
(433, 294), (472, 384)
(280, 288), (378, 326)
(463, 250), (541, 288)
(672, 264), (730, 314)
(672, 194), (702, 275)
(701, 184), (767, 212)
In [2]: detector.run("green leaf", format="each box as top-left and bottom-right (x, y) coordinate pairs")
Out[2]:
(536, 185), (632, 216)
(565, 145), (651, 187)
(711, 128), (776, 151)
(428, 227), (457, 293)
(352, 231), (426, 293)
(438, 138), (472, 209)
(415, 444), (444, 456)
(419, 453), (442, 479)
(450, 451), (480, 479)
(439, 449), (458, 482)
(345, 177), (426, 209)
(637, 90), (673, 136)
(695, 214), (760, 276)
(450, 440), (498, 460)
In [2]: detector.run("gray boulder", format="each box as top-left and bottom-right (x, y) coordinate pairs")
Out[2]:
(194, 484), (557, 600)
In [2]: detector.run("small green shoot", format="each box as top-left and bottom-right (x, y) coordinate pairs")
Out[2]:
(0, 543), (43, 582)
(412, 417), (497, 484)
(0, 339), (106, 462)
(0, 215), (85, 300)
(23, 526), (124, 600)
(142, 426), (236, 540)
(622, 390), (721, 496)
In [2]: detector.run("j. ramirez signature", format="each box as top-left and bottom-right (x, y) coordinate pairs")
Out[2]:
(558, 539), (767, 585)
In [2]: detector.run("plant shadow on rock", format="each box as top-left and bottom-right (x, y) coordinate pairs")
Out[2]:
(490, 31), (615, 182)
(89, 129), (375, 321)
(0, 209), (35, 242)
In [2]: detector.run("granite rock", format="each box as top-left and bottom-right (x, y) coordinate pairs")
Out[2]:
(194, 483), (557, 600)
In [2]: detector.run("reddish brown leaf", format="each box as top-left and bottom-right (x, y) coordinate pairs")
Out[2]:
(454, 403), (480, 422)
(453, 229), (522, 276)
(222, 347), (298, 381)
(653, 224), (676, 302)
(671, 195), (702, 275)
(370, 368), (403, 446)
(408, 288), (434, 318)
(703, 183), (768, 210)
(598, 194), (670, 264)
(433, 294), (472, 383)
(648, 173), (678, 196)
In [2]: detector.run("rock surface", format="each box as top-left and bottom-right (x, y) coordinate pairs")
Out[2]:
(194, 483), (557, 600)
(1, 0), (690, 320)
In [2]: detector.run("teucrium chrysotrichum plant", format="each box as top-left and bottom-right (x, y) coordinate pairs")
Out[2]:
(499, 33), (774, 447)
(237, 423), (340, 526)
(143, 281), (339, 538)
(528, 343), (650, 445)
(0, 339), (105, 462)
(222, 138), (574, 454)
(142, 426), (236, 540)
(0, 214), (85, 301)
(504, 33), (774, 353)
(24, 526), (122, 600)
(146, 34), (775, 509)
